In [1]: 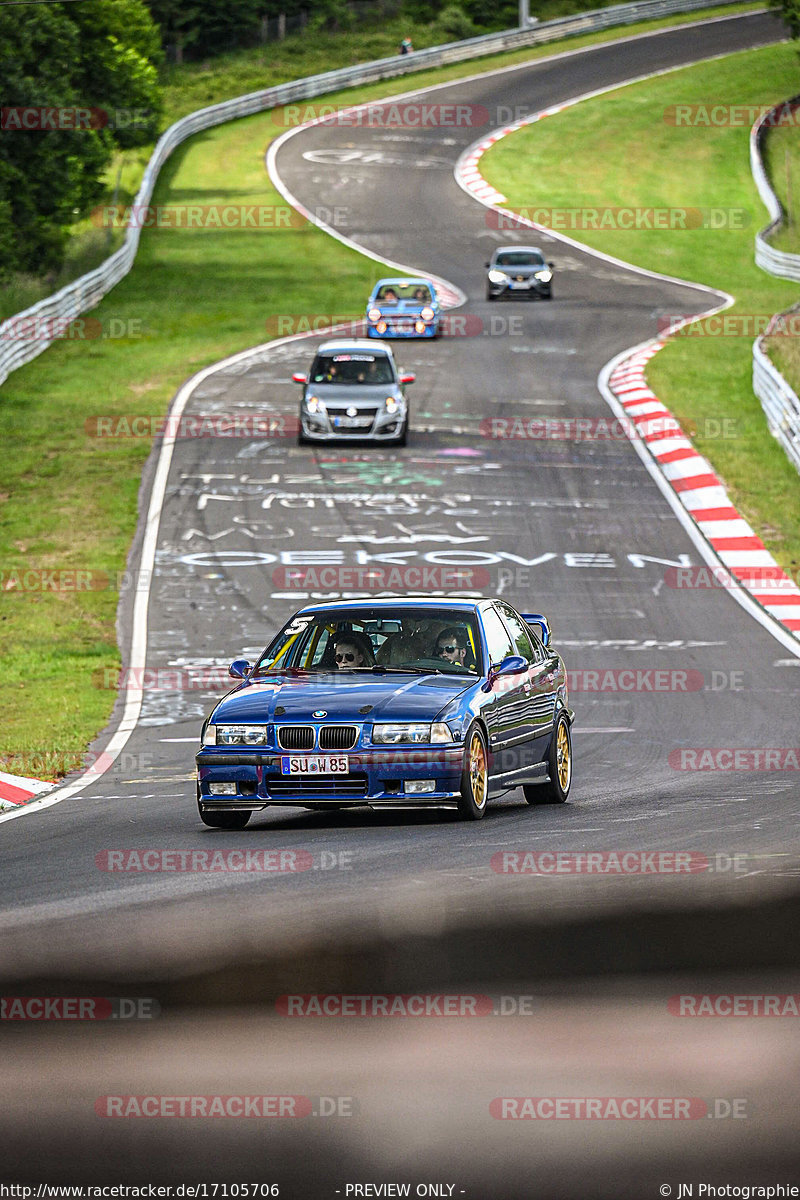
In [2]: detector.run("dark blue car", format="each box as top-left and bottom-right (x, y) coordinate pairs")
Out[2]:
(196, 598), (573, 827)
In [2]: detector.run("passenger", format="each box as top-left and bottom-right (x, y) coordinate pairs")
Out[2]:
(382, 288), (399, 304)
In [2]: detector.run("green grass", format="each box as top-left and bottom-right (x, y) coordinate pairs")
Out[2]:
(480, 40), (800, 584)
(0, 3), (769, 781)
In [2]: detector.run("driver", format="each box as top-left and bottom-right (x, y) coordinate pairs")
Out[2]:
(333, 631), (375, 670)
(433, 627), (469, 668)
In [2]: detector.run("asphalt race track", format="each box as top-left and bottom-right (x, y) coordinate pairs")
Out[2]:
(2, 10), (799, 1195)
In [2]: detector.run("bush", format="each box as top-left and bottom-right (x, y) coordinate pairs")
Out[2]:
(435, 4), (476, 39)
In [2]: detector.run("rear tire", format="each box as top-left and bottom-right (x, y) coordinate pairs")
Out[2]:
(457, 724), (489, 820)
(523, 713), (571, 805)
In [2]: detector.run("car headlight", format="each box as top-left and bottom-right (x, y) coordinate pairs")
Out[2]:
(305, 395), (325, 414)
(372, 722), (454, 744)
(368, 307), (382, 322)
(385, 396), (399, 413)
(212, 724), (269, 746)
(535, 269), (552, 282)
(420, 306), (434, 321)
(372, 723), (432, 744)
(488, 270), (508, 284)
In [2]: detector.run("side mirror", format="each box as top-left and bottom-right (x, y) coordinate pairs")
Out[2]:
(228, 659), (251, 679)
(481, 654), (528, 691)
(400, 372), (415, 384)
(292, 373), (308, 384)
(485, 261), (491, 268)
(548, 262), (554, 268)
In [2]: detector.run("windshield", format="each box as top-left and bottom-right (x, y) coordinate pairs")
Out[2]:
(309, 353), (395, 385)
(494, 252), (544, 268)
(253, 608), (482, 676)
(373, 283), (432, 305)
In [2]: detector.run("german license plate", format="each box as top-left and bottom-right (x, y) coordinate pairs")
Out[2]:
(332, 416), (361, 428)
(280, 755), (349, 774)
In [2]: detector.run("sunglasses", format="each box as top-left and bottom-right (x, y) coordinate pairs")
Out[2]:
(437, 644), (460, 654)
(335, 651), (357, 662)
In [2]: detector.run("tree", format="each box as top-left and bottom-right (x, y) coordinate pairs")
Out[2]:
(0, 1), (162, 280)
(769, 0), (800, 38)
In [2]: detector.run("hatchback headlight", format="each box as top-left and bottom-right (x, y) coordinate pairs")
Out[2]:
(385, 396), (399, 413)
(213, 725), (269, 746)
(488, 269), (508, 284)
(535, 269), (552, 282)
(305, 395), (324, 414)
(420, 306), (434, 321)
(368, 307), (382, 322)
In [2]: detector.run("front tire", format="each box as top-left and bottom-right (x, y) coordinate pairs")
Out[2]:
(457, 724), (489, 820)
(524, 712), (571, 805)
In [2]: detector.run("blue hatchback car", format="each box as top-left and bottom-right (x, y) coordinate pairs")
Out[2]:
(196, 598), (574, 827)
(366, 278), (440, 339)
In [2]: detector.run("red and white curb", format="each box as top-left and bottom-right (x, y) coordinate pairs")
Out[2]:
(607, 350), (800, 633)
(0, 770), (55, 810)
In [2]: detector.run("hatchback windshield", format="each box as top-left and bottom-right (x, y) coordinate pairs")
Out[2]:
(310, 353), (395, 385)
(253, 608), (482, 675)
(494, 251), (544, 268)
(373, 283), (432, 304)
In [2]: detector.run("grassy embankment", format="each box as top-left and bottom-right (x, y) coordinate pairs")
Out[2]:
(480, 40), (800, 587)
(0, 4), (771, 780)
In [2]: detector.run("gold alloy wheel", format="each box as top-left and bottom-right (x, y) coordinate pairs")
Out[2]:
(556, 720), (571, 792)
(469, 732), (488, 808)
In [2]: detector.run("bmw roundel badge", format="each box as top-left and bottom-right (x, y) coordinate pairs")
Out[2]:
(312, 710), (327, 718)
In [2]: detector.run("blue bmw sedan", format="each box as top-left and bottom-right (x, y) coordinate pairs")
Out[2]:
(196, 598), (573, 827)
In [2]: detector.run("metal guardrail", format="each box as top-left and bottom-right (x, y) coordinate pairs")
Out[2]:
(750, 97), (800, 475)
(0, 0), (749, 389)
(751, 96), (800, 279)
(753, 332), (800, 474)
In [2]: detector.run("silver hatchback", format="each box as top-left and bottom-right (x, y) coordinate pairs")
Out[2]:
(293, 339), (414, 446)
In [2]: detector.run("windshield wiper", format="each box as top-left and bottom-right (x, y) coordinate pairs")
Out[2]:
(368, 665), (442, 675)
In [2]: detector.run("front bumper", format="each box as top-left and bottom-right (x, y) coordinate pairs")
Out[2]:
(488, 278), (550, 297)
(367, 319), (437, 339)
(196, 746), (464, 809)
(300, 408), (407, 442)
